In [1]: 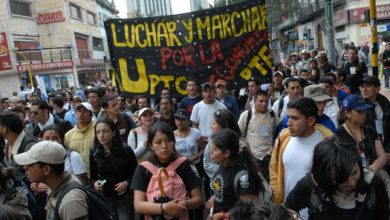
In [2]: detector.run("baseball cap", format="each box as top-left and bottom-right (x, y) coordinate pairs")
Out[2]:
(174, 108), (189, 120)
(358, 76), (381, 87)
(215, 80), (227, 87)
(301, 49), (310, 54)
(304, 85), (332, 102)
(138, 108), (154, 119)
(75, 102), (93, 112)
(291, 52), (299, 56)
(14, 141), (66, 165)
(273, 71), (284, 77)
(202, 82), (215, 91)
(342, 94), (374, 111)
(316, 51), (327, 58)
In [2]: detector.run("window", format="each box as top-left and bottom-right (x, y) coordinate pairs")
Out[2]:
(92, 37), (104, 51)
(70, 4), (82, 20)
(10, 0), (31, 17)
(86, 11), (96, 25)
(75, 35), (90, 59)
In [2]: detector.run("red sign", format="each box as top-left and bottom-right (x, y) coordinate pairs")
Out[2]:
(0, 33), (12, 72)
(16, 60), (73, 72)
(36, 10), (65, 24)
(349, 4), (390, 23)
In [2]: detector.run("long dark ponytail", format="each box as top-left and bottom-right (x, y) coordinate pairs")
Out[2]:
(212, 129), (263, 191)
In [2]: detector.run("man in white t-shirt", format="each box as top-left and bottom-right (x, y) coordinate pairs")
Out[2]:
(190, 82), (226, 140)
(270, 97), (333, 210)
(272, 77), (303, 121)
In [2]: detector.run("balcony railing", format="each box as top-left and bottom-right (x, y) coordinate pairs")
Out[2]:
(77, 49), (91, 59)
(298, 0), (345, 21)
(15, 47), (72, 64)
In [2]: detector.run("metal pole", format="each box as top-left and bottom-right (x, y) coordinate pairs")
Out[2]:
(13, 50), (34, 86)
(370, 0), (378, 77)
(323, 0), (336, 65)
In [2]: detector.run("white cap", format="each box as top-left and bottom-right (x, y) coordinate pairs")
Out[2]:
(14, 141), (66, 165)
(75, 102), (93, 112)
(138, 108), (154, 119)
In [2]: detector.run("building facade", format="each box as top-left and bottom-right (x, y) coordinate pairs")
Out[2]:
(127, 0), (172, 18)
(267, 0), (390, 65)
(0, 0), (117, 97)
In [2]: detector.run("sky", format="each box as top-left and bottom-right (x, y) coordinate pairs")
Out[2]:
(114, 0), (214, 18)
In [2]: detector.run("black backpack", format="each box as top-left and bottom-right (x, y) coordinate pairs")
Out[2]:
(54, 182), (117, 220)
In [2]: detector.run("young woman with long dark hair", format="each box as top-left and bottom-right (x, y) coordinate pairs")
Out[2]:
(90, 118), (138, 220)
(131, 122), (202, 220)
(208, 129), (261, 220)
(285, 137), (389, 219)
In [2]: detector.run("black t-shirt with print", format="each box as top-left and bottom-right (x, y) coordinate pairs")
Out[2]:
(130, 159), (201, 193)
(211, 165), (259, 212)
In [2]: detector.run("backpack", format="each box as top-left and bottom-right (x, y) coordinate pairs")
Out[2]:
(141, 157), (189, 220)
(233, 170), (273, 204)
(277, 95), (285, 118)
(244, 109), (275, 138)
(54, 182), (117, 220)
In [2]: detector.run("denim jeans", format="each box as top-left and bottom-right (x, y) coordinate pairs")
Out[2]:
(107, 192), (134, 220)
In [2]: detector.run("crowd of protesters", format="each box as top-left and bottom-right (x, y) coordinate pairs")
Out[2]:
(0, 41), (389, 220)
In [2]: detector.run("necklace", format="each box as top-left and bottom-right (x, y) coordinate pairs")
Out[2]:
(345, 123), (363, 142)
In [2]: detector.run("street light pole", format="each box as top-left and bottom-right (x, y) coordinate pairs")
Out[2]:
(370, 0), (378, 77)
(323, 0), (336, 65)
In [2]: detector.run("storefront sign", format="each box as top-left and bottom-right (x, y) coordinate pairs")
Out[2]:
(16, 60), (73, 72)
(333, 10), (348, 27)
(349, 4), (390, 23)
(0, 32), (12, 71)
(36, 10), (65, 24)
(76, 58), (105, 66)
(105, 0), (271, 97)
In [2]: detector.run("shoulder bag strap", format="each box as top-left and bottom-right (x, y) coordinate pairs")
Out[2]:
(140, 161), (159, 175)
(244, 109), (252, 138)
(54, 182), (83, 220)
(166, 157), (187, 171)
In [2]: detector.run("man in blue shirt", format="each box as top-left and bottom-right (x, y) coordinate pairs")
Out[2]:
(215, 79), (240, 121)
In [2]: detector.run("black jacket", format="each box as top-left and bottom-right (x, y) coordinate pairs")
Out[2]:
(365, 94), (390, 152)
(342, 60), (368, 94)
(285, 172), (389, 220)
(31, 116), (73, 138)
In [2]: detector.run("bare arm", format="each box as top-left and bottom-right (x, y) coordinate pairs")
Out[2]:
(133, 190), (187, 218)
(370, 140), (387, 171)
(177, 187), (202, 210)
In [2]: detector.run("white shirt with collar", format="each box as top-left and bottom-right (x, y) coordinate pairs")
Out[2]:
(38, 113), (55, 130)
